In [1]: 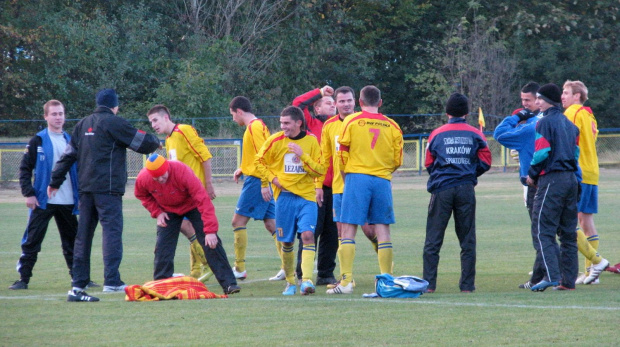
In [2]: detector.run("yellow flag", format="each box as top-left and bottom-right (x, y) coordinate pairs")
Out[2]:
(478, 107), (485, 131)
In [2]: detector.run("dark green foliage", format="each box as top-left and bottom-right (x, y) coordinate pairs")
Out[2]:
(1, 0), (618, 136)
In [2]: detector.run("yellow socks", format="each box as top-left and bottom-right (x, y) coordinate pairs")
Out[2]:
(340, 239), (356, 286)
(233, 226), (247, 272)
(370, 236), (379, 253)
(273, 232), (283, 268)
(189, 236), (206, 278)
(377, 241), (393, 274)
(586, 235), (600, 271)
(577, 229), (602, 270)
(301, 243), (316, 282)
(282, 244), (296, 284)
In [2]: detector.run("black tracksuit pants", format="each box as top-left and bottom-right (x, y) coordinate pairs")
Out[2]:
(423, 184), (477, 291)
(531, 171), (579, 288)
(296, 187), (338, 279)
(72, 193), (124, 289)
(153, 208), (237, 291)
(17, 204), (77, 283)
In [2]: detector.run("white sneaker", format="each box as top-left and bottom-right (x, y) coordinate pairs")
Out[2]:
(326, 282), (353, 294)
(584, 258), (609, 284)
(232, 267), (247, 280)
(269, 269), (286, 281)
(575, 272), (586, 285)
(102, 284), (127, 293)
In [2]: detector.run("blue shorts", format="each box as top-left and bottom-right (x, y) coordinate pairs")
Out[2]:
(332, 193), (342, 222)
(340, 173), (395, 225)
(578, 183), (598, 214)
(235, 176), (275, 220)
(275, 192), (317, 243)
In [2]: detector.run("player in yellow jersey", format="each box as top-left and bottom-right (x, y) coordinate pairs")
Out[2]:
(561, 80), (610, 284)
(146, 105), (212, 280)
(323, 86), (385, 290)
(228, 96), (283, 281)
(255, 106), (326, 295)
(327, 85), (403, 294)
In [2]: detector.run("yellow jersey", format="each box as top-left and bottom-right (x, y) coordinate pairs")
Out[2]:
(564, 104), (599, 185)
(320, 115), (345, 193)
(241, 118), (271, 186)
(165, 124), (212, 186)
(337, 111), (403, 180)
(255, 131), (325, 202)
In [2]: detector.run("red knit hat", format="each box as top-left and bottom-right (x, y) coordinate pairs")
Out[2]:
(146, 154), (169, 177)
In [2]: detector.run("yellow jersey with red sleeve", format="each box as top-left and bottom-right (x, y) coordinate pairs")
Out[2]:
(255, 131), (326, 202)
(165, 124), (212, 186)
(320, 115), (345, 193)
(241, 118), (271, 186)
(564, 104), (599, 185)
(337, 111), (403, 180)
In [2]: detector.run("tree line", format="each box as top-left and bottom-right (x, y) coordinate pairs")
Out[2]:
(1, 0), (618, 137)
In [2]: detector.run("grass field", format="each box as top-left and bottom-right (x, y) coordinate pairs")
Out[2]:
(1, 170), (619, 346)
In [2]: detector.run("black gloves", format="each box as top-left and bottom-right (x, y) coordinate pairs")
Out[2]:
(516, 109), (535, 122)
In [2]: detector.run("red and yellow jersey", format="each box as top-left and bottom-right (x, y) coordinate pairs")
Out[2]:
(255, 131), (325, 202)
(564, 104), (599, 185)
(337, 111), (403, 180)
(241, 118), (271, 185)
(320, 115), (345, 193)
(165, 124), (212, 186)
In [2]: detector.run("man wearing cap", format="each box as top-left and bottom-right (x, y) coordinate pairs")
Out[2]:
(423, 92), (492, 293)
(525, 83), (580, 291)
(49, 88), (161, 302)
(135, 154), (240, 295)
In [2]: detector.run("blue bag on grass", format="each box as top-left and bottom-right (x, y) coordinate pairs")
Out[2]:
(370, 273), (428, 298)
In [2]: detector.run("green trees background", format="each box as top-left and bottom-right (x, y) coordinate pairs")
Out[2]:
(1, 0), (618, 135)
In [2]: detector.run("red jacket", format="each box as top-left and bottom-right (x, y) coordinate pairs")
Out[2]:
(292, 88), (334, 187)
(134, 161), (219, 234)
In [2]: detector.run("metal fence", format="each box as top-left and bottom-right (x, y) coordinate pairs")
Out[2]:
(2, 133), (619, 182)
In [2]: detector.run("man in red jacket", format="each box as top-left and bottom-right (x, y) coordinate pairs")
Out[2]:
(134, 154), (240, 295)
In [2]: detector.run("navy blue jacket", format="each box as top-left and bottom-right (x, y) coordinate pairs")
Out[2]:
(50, 106), (160, 195)
(528, 106), (580, 179)
(425, 117), (492, 193)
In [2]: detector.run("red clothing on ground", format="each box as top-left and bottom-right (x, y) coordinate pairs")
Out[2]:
(134, 160), (219, 234)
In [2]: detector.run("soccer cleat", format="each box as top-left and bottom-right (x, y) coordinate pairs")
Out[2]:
(531, 281), (559, 292)
(575, 272), (586, 285)
(269, 269), (286, 281)
(584, 258), (609, 284)
(86, 281), (101, 288)
(518, 281), (534, 289)
(552, 285), (575, 291)
(224, 284), (241, 295)
(425, 289), (435, 293)
(9, 280), (28, 290)
(461, 290), (474, 293)
(326, 279), (356, 290)
(67, 289), (100, 302)
(326, 282), (353, 294)
(232, 267), (247, 280)
(604, 263), (620, 274)
(282, 283), (297, 296)
(198, 270), (213, 283)
(300, 280), (315, 295)
(102, 284), (127, 293)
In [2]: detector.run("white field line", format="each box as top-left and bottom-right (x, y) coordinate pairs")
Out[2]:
(2, 291), (619, 311)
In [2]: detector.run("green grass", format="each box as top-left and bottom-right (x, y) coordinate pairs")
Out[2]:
(1, 170), (620, 346)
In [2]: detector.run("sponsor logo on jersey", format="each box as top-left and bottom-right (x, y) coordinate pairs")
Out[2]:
(85, 127), (95, 136)
(284, 153), (305, 174)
